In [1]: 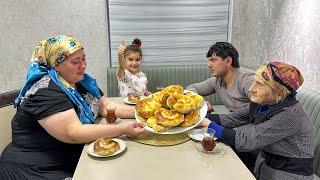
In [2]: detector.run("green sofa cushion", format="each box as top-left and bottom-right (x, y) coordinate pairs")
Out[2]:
(107, 65), (224, 105)
(296, 89), (320, 177)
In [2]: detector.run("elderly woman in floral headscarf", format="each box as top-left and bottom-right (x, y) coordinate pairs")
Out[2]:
(202, 61), (315, 180)
(0, 35), (145, 179)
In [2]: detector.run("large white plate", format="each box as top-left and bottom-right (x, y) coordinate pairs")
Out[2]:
(135, 96), (208, 135)
(87, 138), (126, 158)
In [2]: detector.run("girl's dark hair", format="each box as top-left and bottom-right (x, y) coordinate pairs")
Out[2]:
(206, 42), (240, 68)
(124, 39), (142, 57)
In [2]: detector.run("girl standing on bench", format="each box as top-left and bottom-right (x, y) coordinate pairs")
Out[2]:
(116, 39), (150, 97)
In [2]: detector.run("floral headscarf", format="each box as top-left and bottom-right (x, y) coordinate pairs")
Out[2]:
(255, 61), (304, 95)
(15, 35), (101, 124)
(32, 35), (83, 67)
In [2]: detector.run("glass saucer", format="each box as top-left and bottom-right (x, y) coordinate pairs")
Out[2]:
(195, 143), (224, 156)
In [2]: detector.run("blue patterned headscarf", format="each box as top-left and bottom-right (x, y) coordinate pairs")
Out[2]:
(15, 35), (101, 124)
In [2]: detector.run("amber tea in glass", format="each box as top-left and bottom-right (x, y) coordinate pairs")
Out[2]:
(106, 107), (117, 123)
(201, 128), (216, 151)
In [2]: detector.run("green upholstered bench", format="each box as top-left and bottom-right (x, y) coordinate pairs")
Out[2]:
(296, 89), (320, 179)
(106, 65), (224, 105)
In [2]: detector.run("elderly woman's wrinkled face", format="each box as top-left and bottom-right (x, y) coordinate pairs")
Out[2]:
(55, 49), (86, 86)
(249, 75), (278, 105)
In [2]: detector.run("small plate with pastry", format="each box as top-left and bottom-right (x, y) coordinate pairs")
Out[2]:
(124, 93), (142, 105)
(135, 85), (207, 134)
(87, 138), (126, 158)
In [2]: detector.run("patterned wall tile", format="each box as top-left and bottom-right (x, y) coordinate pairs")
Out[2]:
(232, 0), (320, 91)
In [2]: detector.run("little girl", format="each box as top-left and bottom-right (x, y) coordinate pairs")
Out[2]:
(116, 39), (149, 97)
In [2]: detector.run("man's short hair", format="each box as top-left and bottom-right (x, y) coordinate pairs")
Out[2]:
(206, 42), (240, 68)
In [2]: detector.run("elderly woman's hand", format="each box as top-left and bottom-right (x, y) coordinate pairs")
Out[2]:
(200, 118), (212, 127)
(123, 121), (146, 137)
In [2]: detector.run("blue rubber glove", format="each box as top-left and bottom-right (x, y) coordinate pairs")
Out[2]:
(208, 121), (224, 139)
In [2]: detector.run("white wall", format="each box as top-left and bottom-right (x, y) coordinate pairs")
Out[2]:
(231, 0), (320, 92)
(0, 0), (110, 93)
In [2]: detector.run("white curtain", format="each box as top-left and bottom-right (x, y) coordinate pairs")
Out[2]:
(108, 0), (230, 66)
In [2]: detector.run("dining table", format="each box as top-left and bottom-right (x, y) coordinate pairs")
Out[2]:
(72, 97), (256, 180)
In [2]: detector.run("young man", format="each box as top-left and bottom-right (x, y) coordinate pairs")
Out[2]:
(187, 42), (254, 112)
(187, 42), (257, 171)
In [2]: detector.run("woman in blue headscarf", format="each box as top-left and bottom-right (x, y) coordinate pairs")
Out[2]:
(0, 35), (145, 179)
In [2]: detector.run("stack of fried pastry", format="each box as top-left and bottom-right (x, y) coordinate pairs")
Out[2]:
(94, 138), (120, 156)
(136, 85), (204, 132)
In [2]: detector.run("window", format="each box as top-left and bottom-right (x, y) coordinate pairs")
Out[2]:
(108, 0), (231, 66)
